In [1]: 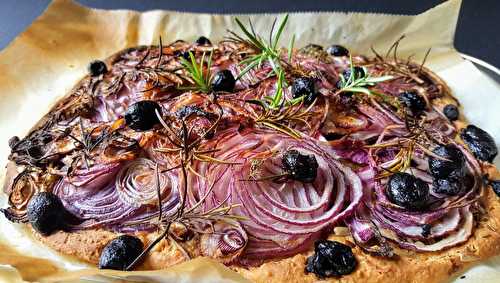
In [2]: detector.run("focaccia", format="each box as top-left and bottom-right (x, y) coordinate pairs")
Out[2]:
(3, 16), (500, 283)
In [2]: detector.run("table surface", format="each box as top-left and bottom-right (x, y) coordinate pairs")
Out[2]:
(0, 0), (499, 69)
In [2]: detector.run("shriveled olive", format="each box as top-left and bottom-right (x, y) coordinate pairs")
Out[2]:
(305, 240), (357, 278)
(99, 235), (143, 270)
(461, 125), (498, 162)
(282, 150), (318, 183)
(386, 172), (430, 211)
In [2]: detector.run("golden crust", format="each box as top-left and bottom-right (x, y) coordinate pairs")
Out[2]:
(34, 229), (117, 264)
(11, 45), (500, 282)
(35, 229), (198, 270)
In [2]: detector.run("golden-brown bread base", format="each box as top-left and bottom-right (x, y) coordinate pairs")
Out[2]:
(35, 229), (197, 271)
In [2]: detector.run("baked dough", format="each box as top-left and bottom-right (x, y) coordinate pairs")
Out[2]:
(3, 38), (500, 283)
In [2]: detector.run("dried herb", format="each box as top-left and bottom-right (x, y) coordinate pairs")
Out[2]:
(65, 118), (110, 169)
(369, 35), (433, 86)
(253, 99), (315, 139)
(243, 68), (316, 138)
(366, 117), (449, 178)
(125, 98), (243, 270)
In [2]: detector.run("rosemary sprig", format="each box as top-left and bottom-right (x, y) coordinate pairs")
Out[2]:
(125, 101), (245, 270)
(230, 15), (291, 80)
(228, 14), (314, 138)
(261, 101), (314, 138)
(366, 115), (449, 179)
(247, 96), (315, 139)
(244, 69), (316, 139)
(246, 68), (297, 111)
(287, 34), (295, 63)
(64, 118), (110, 170)
(270, 69), (286, 109)
(337, 56), (394, 96)
(179, 51), (213, 93)
(368, 139), (415, 178)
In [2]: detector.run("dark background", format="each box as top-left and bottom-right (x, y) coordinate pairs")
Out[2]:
(0, 0), (499, 68)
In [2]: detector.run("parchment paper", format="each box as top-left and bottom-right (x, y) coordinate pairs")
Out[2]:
(1, 0), (499, 282)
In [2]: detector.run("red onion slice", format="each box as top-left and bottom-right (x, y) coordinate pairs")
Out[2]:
(380, 206), (473, 251)
(54, 159), (181, 231)
(188, 127), (363, 260)
(345, 216), (376, 243)
(116, 158), (177, 207)
(372, 207), (461, 240)
(337, 117), (482, 254)
(68, 162), (121, 190)
(200, 220), (248, 263)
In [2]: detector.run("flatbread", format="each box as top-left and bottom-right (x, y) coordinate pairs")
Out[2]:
(3, 37), (500, 283)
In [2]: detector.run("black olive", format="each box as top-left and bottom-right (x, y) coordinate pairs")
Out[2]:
(421, 224), (431, 237)
(342, 67), (365, 81)
(211, 70), (236, 92)
(27, 192), (66, 236)
(88, 60), (108, 77)
(461, 125), (498, 163)
(174, 50), (191, 60)
(399, 91), (426, 115)
(27, 145), (44, 160)
(326, 45), (349, 57)
(173, 50), (182, 57)
(124, 100), (162, 131)
(98, 235), (143, 270)
(386, 172), (430, 211)
(491, 180), (500, 197)
(282, 150), (318, 183)
(181, 51), (192, 60)
(428, 145), (465, 179)
(8, 136), (20, 149)
(292, 77), (317, 105)
(433, 178), (463, 196)
(305, 240), (357, 278)
(443, 104), (459, 121)
(195, 36), (211, 45)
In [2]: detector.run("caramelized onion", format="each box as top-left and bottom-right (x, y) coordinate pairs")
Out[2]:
(1, 163), (37, 222)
